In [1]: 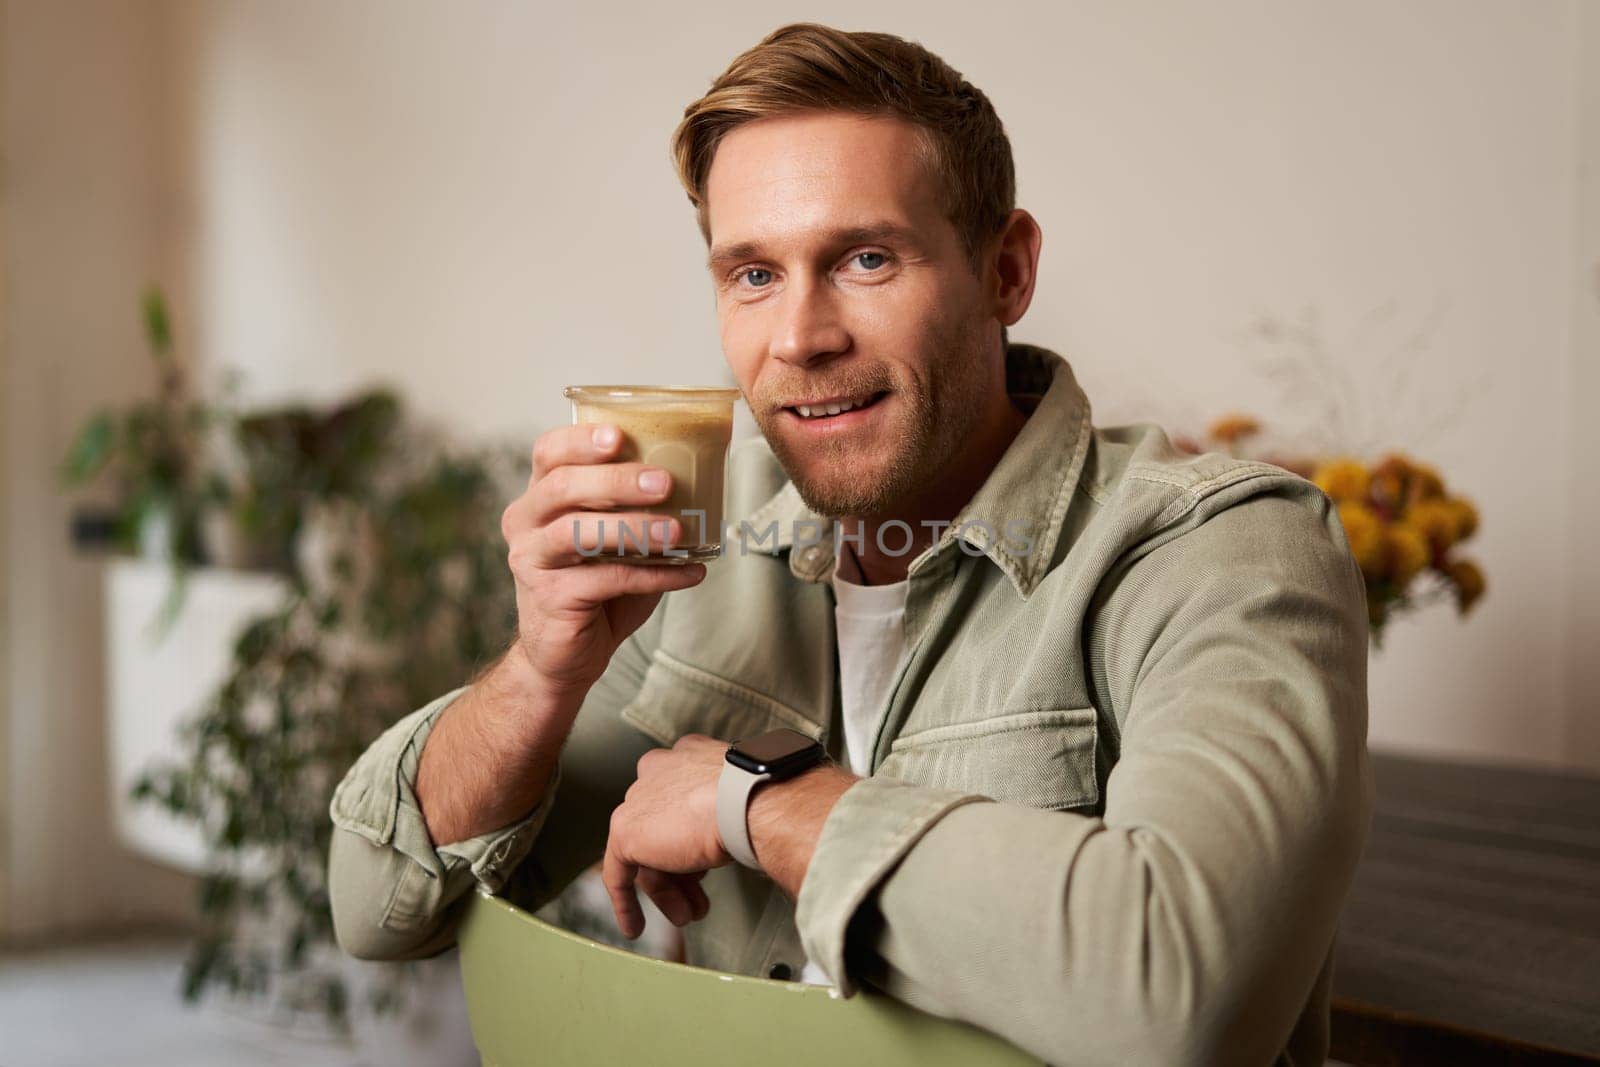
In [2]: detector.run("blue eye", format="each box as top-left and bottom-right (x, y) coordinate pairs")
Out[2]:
(739, 268), (773, 288)
(855, 252), (886, 270)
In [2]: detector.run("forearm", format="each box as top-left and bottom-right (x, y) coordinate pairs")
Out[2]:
(415, 647), (583, 846)
(746, 762), (859, 899)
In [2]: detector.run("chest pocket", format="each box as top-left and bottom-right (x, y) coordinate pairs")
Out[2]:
(876, 707), (1099, 812)
(619, 649), (823, 748)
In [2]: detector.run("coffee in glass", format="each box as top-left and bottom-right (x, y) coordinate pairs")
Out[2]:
(564, 385), (740, 565)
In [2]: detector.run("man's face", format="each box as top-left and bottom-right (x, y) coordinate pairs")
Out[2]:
(705, 111), (999, 519)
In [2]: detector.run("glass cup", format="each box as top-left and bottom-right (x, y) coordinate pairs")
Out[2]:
(564, 385), (741, 565)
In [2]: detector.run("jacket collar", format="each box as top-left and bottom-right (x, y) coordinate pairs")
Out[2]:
(732, 342), (1094, 598)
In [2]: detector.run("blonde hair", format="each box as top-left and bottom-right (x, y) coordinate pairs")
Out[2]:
(671, 23), (1016, 268)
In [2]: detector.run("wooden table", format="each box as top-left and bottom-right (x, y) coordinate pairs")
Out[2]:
(1330, 753), (1600, 1065)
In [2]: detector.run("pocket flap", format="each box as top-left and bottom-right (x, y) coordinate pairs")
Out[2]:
(620, 650), (821, 748)
(879, 707), (1099, 811)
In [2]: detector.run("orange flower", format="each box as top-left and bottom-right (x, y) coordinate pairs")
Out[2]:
(1208, 414), (1261, 446)
(1446, 558), (1486, 614)
(1448, 497), (1479, 542)
(1369, 453), (1410, 511)
(1313, 458), (1371, 502)
(1384, 522), (1430, 587)
(1336, 501), (1386, 576)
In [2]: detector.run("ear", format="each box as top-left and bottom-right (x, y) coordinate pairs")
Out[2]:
(985, 209), (1043, 328)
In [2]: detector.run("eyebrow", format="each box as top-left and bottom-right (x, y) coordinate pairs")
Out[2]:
(706, 222), (923, 273)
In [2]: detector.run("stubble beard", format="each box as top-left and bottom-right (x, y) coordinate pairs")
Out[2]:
(754, 317), (996, 520)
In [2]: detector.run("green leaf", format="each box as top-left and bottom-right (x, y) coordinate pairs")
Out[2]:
(182, 939), (222, 1002)
(61, 413), (117, 485)
(199, 874), (238, 914)
(143, 287), (173, 358)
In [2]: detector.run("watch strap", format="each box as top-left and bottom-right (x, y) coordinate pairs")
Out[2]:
(717, 762), (772, 870)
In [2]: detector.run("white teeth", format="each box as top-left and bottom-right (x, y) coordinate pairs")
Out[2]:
(794, 395), (872, 419)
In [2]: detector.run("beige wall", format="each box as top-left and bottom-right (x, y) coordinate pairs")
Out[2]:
(2, 0), (1596, 935)
(0, 0), (10, 934)
(1569, 0), (1600, 770)
(164, 0), (1597, 769)
(1, 0), (194, 938)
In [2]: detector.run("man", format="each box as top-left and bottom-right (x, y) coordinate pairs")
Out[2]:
(328, 22), (1372, 1066)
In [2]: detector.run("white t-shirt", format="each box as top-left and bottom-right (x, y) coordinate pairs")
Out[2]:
(797, 543), (910, 988)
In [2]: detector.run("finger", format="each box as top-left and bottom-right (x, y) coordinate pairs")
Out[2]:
(530, 423), (625, 482)
(532, 512), (681, 568)
(679, 874), (711, 921)
(528, 463), (675, 525)
(601, 842), (644, 940)
(635, 748), (666, 778)
(558, 560), (709, 604)
(637, 867), (693, 928)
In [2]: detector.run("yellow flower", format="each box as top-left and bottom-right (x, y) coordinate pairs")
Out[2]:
(1208, 414), (1261, 446)
(1448, 497), (1479, 542)
(1336, 501), (1386, 576)
(1407, 463), (1445, 503)
(1447, 558), (1486, 614)
(1406, 498), (1460, 553)
(1384, 522), (1430, 587)
(1313, 458), (1371, 502)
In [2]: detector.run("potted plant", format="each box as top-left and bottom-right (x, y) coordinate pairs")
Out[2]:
(60, 288), (244, 638)
(61, 288), (222, 566)
(132, 409), (527, 1035)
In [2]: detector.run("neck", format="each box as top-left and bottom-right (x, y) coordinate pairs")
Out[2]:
(841, 390), (1029, 586)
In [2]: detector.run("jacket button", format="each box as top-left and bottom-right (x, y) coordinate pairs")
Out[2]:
(767, 962), (792, 980)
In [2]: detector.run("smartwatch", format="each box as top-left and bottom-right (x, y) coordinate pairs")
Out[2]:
(717, 728), (827, 870)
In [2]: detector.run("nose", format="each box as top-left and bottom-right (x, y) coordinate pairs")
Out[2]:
(767, 272), (850, 369)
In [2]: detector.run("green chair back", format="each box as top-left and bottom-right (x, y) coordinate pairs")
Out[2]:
(457, 891), (1044, 1067)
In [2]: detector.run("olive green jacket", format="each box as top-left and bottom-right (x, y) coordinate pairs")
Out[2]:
(328, 343), (1372, 1067)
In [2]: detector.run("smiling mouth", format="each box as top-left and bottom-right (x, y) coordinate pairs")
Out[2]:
(784, 390), (890, 420)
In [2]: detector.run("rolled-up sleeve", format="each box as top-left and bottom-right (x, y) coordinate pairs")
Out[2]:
(327, 688), (563, 960)
(328, 603), (666, 961)
(793, 488), (1373, 1066)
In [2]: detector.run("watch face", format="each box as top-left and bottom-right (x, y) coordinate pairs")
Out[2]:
(727, 728), (824, 778)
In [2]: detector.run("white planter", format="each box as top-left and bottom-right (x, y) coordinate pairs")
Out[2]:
(105, 558), (293, 873)
(137, 505), (175, 561)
